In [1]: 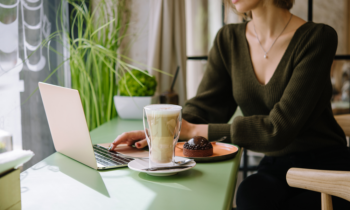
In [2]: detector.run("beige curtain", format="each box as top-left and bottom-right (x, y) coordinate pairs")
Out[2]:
(148, 0), (187, 106)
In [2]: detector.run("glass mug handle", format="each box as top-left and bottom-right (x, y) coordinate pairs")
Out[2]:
(143, 108), (151, 148)
(173, 110), (182, 148)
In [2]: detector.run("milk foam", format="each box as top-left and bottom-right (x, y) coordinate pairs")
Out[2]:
(144, 104), (182, 115)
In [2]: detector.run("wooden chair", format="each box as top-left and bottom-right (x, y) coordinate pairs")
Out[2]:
(286, 114), (350, 210)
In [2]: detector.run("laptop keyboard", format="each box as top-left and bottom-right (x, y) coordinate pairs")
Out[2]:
(93, 145), (133, 167)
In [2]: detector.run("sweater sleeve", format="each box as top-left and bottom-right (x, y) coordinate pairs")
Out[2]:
(183, 26), (237, 140)
(228, 25), (338, 152)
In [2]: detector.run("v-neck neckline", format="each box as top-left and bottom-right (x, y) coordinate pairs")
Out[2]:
(243, 21), (311, 87)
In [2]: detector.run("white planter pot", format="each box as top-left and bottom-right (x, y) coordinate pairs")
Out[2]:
(114, 96), (152, 119)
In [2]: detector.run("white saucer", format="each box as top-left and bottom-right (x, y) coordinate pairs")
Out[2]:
(128, 157), (196, 176)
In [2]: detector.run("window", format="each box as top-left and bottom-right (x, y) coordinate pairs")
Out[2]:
(0, 0), (69, 169)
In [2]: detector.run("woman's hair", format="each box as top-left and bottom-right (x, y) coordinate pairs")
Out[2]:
(224, 0), (294, 20)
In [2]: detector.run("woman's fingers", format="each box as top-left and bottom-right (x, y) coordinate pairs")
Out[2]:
(135, 139), (148, 148)
(109, 130), (145, 151)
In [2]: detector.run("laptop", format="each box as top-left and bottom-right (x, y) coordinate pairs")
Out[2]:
(38, 82), (134, 170)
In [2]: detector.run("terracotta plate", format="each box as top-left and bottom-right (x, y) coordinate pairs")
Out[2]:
(175, 142), (239, 162)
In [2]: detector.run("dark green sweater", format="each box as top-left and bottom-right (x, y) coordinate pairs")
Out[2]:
(183, 22), (347, 157)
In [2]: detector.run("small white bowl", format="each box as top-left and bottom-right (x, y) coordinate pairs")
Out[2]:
(114, 96), (152, 119)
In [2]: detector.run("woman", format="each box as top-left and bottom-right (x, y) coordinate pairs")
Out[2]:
(109, 0), (350, 209)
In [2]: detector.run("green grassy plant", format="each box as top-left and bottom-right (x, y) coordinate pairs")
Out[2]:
(66, 0), (134, 130)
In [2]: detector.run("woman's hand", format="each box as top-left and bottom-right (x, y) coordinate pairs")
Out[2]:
(108, 119), (209, 150)
(108, 130), (147, 151)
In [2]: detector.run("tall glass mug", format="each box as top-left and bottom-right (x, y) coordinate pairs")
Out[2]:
(143, 104), (182, 168)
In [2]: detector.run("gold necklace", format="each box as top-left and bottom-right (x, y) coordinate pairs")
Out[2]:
(253, 14), (293, 59)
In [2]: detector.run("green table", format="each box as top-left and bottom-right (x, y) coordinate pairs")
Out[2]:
(21, 117), (242, 210)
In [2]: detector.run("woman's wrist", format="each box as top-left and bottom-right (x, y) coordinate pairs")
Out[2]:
(181, 119), (209, 140)
(191, 124), (209, 139)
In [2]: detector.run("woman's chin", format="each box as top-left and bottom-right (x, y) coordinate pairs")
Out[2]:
(235, 7), (249, 14)
(232, 3), (249, 13)
(232, 0), (259, 13)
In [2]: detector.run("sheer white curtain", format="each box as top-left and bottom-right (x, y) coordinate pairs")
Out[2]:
(147, 0), (187, 106)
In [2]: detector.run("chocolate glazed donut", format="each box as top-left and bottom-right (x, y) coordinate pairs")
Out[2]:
(183, 136), (213, 157)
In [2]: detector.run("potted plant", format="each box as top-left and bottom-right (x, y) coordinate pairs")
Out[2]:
(114, 69), (157, 119)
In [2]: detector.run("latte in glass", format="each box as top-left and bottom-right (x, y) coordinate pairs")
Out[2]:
(144, 105), (182, 166)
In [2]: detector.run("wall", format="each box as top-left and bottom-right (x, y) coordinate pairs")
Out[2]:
(185, 0), (209, 100)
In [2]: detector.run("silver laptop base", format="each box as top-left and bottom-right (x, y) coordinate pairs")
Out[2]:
(93, 145), (133, 169)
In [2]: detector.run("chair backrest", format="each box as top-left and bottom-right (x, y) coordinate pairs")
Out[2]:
(287, 168), (350, 202)
(334, 114), (350, 137)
